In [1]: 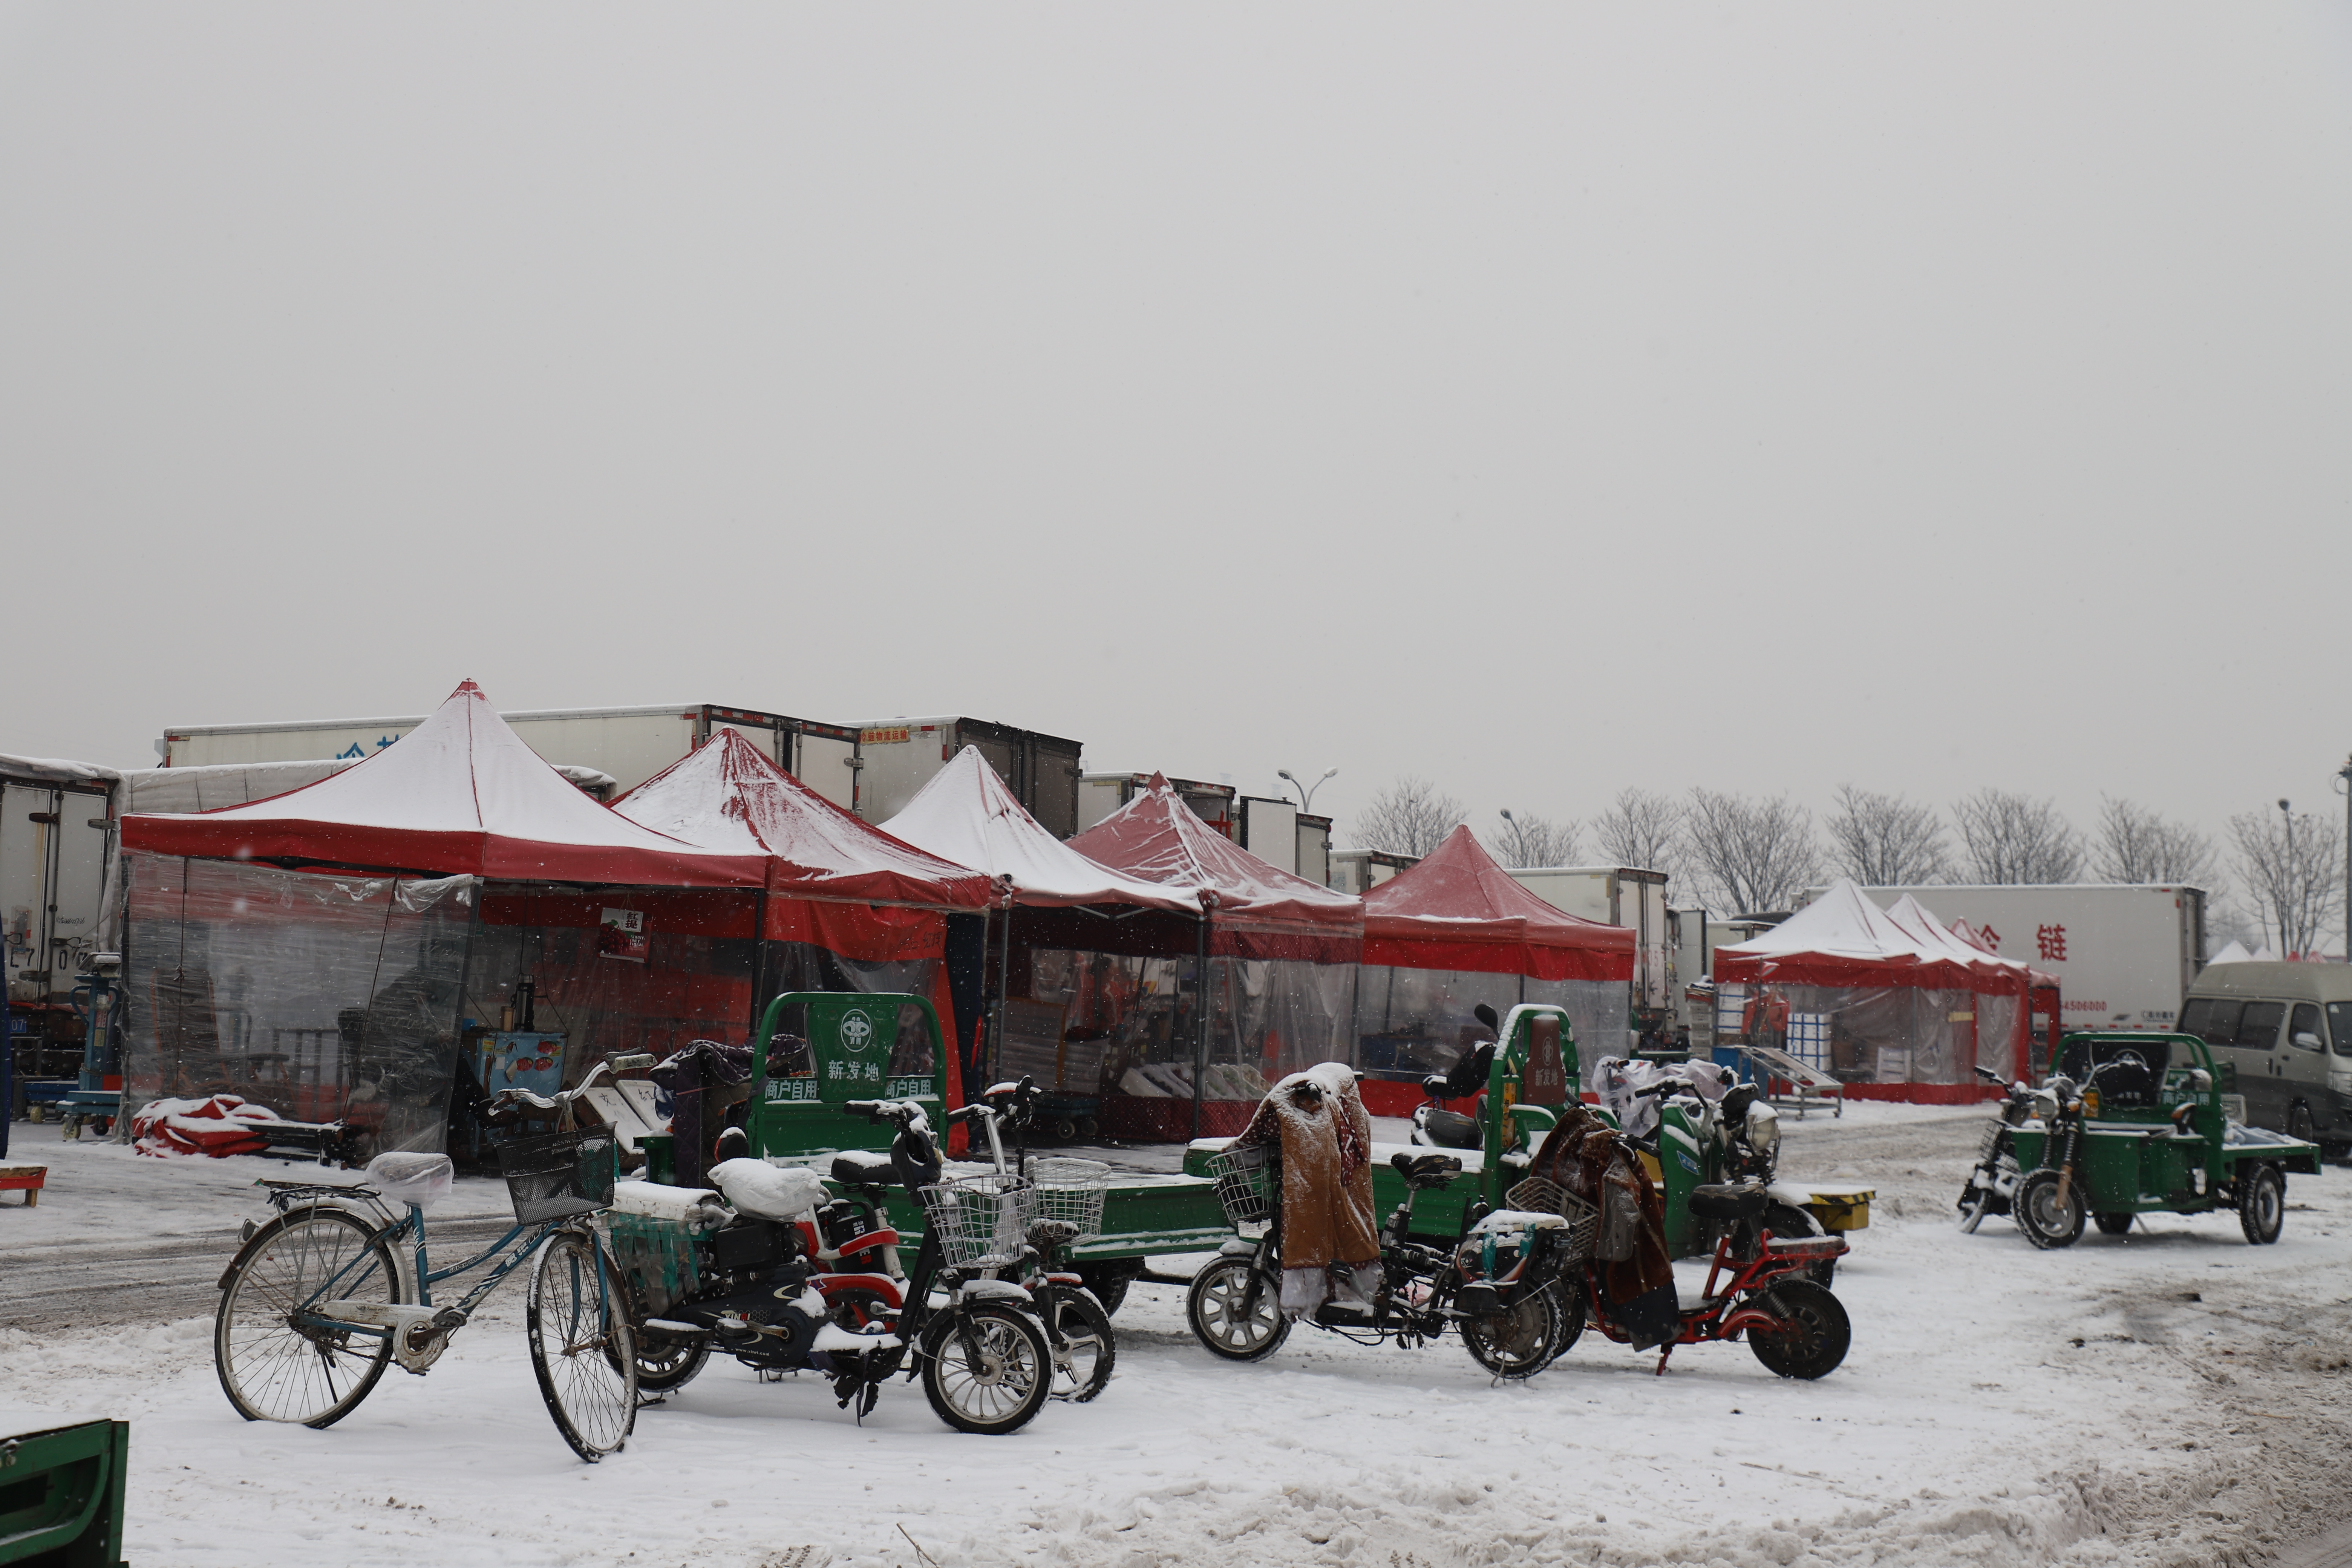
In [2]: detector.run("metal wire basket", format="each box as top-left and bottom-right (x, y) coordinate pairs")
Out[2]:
(1026, 1156), (1110, 1241)
(917, 1174), (1037, 1269)
(1504, 1176), (1599, 1264)
(1205, 1143), (1277, 1228)
(496, 1129), (617, 1226)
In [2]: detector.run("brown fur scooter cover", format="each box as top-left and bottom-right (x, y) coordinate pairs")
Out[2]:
(1527, 1102), (1680, 1349)
(1234, 1063), (1381, 1312)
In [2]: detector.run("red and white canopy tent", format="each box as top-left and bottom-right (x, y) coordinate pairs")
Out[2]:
(1066, 775), (1363, 1138)
(1710, 881), (2058, 1101)
(609, 728), (996, 1122)
(881, 748), (1196, 1122)
(115, 681), (772, 1153)
(1356, 825), (1636, 1115)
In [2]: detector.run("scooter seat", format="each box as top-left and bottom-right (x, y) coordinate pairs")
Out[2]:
(1416, 1110), (1481, 1150)
(1391, 1152), (1463, 1190)
(1027, 1218), (1081, 1249)
(1687, 1183), (1767, 1221)
(830, 1150), (897, 1187)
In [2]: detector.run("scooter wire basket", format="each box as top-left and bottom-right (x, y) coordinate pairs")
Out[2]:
(1026, 1156), (1110, 1241)
(1205, 1143), (1277, 1229)
(1504, 1176), (1599, 1264)
(917, 1173), (1037, 1269)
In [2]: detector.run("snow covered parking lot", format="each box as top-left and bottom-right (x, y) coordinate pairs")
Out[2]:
(4, 1105), (2350, 1568)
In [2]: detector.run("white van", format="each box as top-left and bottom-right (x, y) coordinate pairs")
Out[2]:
(2179, 962), (2352, 1153)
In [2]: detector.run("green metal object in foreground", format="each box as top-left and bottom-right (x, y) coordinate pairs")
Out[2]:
(0, 1420), (129, 1568)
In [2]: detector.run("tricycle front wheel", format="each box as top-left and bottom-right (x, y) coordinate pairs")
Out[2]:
(2239, 1165), (2284, 1245)
(2015, 1171), (2084, 1250)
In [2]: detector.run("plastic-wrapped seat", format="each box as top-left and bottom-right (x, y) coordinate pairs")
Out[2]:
(364, 1152), (455, 1210)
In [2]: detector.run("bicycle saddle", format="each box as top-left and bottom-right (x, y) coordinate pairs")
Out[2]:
(1686, 1182), (1767, 1221)
(364, 1152), (454, 1209)
(830, 1150), (896, 1187)
(1391, 1151), (1463, 1189)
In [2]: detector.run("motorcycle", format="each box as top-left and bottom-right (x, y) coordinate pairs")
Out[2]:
(1189, 1078), (1578, 1379)
(2012, 1054), (2155, 1251)
(1955, 1064), (2038, 1233)
(617, 1096), (1057, 1434)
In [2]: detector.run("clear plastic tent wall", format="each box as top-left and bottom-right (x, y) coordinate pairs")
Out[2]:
(1354, 969), (1630, 1086)
(1736, 984), (1995, 1087)
(121, 852), (474, 1155)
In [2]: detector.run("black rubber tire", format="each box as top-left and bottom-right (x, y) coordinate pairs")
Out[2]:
(1076, 1264), (1134, 1317)
(1460, 1287), (1567, 1380)
(2239, 1164), (2284, 1245)
(632, 1332), (711, 1393)
(1747, 1279), (1851, 1380)
(527, 1230), (638, 1462)
(1185, 1257), (1291, 1361)
(1044, 1289), (1116, 1402)
(1076, 1116), (1100, 1141)
(1547, 1281), (1587, 1366)
(920, 1302), (1053, 1435)
(2015, 1170), (2085, 1250)
(1956, 1185), (1992, 1234)
(2093, 1213), (2135, 1237)
(215, 1207), (403, 1429)
(1052, 1116), (1080, 1143)
(2288, 1104), (2317, 1144)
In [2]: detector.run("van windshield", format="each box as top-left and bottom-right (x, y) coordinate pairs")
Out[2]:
(2332, 1002), (2352, 1058)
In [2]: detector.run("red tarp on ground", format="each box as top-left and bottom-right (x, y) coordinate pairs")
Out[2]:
(1363, 826), (1635, 982)
(120, 681), (766, 888)
(882, 747), (1196, 912)
(615, 729), (994, 914)
(1066, 774), (1362, 962)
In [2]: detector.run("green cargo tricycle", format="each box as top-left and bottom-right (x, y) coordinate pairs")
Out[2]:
(2007, 1031), (2322, 1248)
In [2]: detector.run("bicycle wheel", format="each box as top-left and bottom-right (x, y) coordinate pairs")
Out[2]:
(1044, 1289), (1116, 1403)
(921, 1303), (1052, 1435)
(215, 1206), (403, 1428)
(1185, 1257), (1290, 1362)
(1459, 1287), (1565, 1380)
(526, 1229), (638, 1461)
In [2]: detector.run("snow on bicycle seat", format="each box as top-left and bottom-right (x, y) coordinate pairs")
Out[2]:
(830, 1150), (899, 1187)
(364, 1152), (455, 1210)
(710, 1158), (828, 1221)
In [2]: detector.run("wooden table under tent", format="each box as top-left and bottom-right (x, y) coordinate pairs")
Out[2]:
(879, 745), (1201, 1143)
(1061, 775), (1364, 1141)
(1354, 824), (1637, 1118)
(1710, 880), (2060, 1104)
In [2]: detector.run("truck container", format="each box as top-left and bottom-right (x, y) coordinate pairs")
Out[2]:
(1505, 866), (1673, 1013)
(1800, 883), (2208, 1032)
(858, 718), (1083, 835)
(1076, 773), (1232, 839)
(1294, 813), (1333, 888)
(1235, 796), (1297, 874)
(1327, 848), (1417, 896)
(159, 703), (858, 807)
(1, 754), (116, 1004)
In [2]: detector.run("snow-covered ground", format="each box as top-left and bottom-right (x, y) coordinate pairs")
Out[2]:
(3, 1109), (2348, 1568)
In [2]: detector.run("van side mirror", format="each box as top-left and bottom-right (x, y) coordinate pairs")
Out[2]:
(2293, 1032), (2323, 1051)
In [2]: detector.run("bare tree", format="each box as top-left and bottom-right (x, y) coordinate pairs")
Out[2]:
(2228, 803), (2345, 959)
(1488, 809), (1580, 869)
(1593, 786), (1684, 875)
(1824, 786), (1949, 886)
(1352, 776), (1465, 858)
(1683, 789), (1821, 914)
(1952, 788), (2082, 884)
(2093, 796), (2222, 888)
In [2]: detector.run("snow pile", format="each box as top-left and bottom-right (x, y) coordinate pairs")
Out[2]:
(130, 1094), (289, 1158)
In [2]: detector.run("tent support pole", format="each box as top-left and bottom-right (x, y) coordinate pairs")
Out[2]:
(746, 891), (769, 1046)
(1191, 911), (1210, 1141)
(989, 895), (1013, 1096)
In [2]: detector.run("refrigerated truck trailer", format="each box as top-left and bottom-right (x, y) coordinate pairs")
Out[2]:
(856, 718), (1084, 837)
(0, 755), (115, 1004)
(1506, 866), (1674, 1014)
(159, 703), (861, 808)
(1800, 883), (2208, 1032)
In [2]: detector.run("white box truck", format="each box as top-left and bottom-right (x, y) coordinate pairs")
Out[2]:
(1802, 883), (2208, 1032)
(1, 755), (116, 1004)
(161, 703), (860, 808)
(858, 718), (1083, 835)
(1506, 867), (1674, 1014)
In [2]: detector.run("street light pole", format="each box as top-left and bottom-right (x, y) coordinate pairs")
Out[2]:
(2279, 799), (2295, 958)
(1277, 767), (1337, 815)
(1499, 808), (1526, 867)
(2337, 757), (2352, 963)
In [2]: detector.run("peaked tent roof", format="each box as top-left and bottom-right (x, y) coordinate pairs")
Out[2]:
(614, 729), (993, 910)
(120, 681), (766, 887)
(1363, 825), (1634, 982)
(1711, 879), (1983, 990)
(880, 748), (1193, 912)
(1882, 893), (2041, 994)
(1067, 774), (1361, 957)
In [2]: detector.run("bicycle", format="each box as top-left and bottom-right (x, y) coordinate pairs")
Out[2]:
(211, 1053), (652, 1462)
(961, 1079), (1118, 1403)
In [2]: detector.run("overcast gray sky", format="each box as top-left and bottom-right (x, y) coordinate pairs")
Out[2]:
(3, 4), (2348, 856)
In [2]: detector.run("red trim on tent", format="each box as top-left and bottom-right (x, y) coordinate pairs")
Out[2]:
(1068, 775), (1362, 941)
(1360, 827), (1635, 982)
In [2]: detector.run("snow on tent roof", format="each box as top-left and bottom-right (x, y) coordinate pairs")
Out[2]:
(1363, 825), (1634, 982)
(1711, 879), (1984, 991)
(1067, 773), (1362, 944)
(614, 729), (992, 910)
(1881, 893), (2038, 994)
(2207, 939), (2255, 965)
(119, 681), (767, 887)
(880, 747), (1193, 912)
